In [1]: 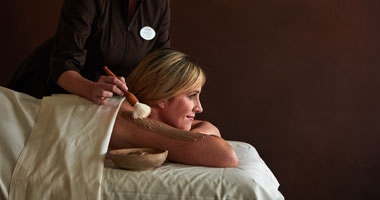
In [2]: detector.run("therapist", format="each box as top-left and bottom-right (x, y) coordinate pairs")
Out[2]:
(9, 0), (170, 104)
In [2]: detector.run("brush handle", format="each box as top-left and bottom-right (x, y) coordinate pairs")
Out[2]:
(103, 66), (138, 106)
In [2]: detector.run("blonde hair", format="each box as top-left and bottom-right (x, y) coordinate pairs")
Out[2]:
(127, 49), (206, 104)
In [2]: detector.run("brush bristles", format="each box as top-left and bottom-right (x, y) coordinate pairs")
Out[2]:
(132, 102), (151, 119)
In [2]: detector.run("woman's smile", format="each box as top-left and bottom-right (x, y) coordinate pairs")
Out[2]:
(157, 86), (203, 131)
(186, 115), (195, 121)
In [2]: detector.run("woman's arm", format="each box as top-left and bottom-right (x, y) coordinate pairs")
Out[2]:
(110, 101), (238, 167)
(191, 120), (221, 137)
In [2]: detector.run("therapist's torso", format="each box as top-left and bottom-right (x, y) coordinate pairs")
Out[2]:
(9, 0), (170, 98)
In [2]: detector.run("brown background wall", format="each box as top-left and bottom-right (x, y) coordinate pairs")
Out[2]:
(1, 0), (379, 199)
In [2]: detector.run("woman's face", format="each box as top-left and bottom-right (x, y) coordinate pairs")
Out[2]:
(158, 85), (203, 131)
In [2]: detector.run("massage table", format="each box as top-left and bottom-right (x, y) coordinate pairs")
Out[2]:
(0, 86), (284, 200)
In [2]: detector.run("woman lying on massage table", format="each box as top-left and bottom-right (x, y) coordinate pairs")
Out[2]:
(108, 49), (238, 168)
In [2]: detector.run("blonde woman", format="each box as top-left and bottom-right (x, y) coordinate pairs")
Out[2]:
(109, 49), (238, 167)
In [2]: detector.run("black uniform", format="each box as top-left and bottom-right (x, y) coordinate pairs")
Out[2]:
(9, 0), (170, 98)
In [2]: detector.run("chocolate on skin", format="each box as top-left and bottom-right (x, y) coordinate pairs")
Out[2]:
(121, 111), (205, 142)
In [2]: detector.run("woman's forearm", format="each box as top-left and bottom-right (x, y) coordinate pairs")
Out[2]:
(166, 135), (238, 167)
(57, 70), (95, 100)
(110, 106), (238, 167)
(112, 123), (238, 167)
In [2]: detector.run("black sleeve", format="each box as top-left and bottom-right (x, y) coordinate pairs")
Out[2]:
(153, 0), (171, 49)
(49, 0), (100, 83)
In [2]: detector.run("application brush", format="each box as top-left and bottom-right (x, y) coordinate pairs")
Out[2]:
(103, 66), (151, 119)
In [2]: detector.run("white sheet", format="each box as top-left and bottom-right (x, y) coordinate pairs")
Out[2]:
(2, 87), (124, 200)
(102, 141), (284, 200)
(0, 87), (284, 200)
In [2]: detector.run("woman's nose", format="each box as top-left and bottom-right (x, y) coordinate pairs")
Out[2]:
(194, 101), (203, 113)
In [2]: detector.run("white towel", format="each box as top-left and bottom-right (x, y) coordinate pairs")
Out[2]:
(0, 87), (41, 200)
(8, 93), (124, 200)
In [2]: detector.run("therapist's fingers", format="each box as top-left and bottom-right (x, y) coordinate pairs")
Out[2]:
(99, 83), (124, 97)
(94, 97), (108, 105)
(91, 84), (113, 104)
(91, 76), (129, 105)
(96, 85), (115, 98)
(91, 82), (115, 104)
(118, 76), (127, 87)
(99, 75), (128, 94)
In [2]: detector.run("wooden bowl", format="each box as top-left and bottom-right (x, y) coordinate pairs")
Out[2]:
(109, 148), (168, 170)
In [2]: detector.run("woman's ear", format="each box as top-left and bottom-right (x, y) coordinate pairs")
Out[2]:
(157, 100), (166, 109)
(150, 100), (166, 109)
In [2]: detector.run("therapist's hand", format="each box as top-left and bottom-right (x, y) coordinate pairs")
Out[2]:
(57, 70), (128, 105)
(91, 75), (128, 105)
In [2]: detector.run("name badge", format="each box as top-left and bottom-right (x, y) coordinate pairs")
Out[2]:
(140, 26), (156, 40)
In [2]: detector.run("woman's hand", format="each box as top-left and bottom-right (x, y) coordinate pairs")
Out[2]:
(91, 75), (128, 105)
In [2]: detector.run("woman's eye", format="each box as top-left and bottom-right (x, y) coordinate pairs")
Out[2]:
(189, 94), (196, 99)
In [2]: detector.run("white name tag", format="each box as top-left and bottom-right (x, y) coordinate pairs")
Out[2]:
(140, 26), (156, 40)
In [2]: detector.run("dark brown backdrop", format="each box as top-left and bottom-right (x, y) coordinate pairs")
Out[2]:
(1, 1), (379, 199)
